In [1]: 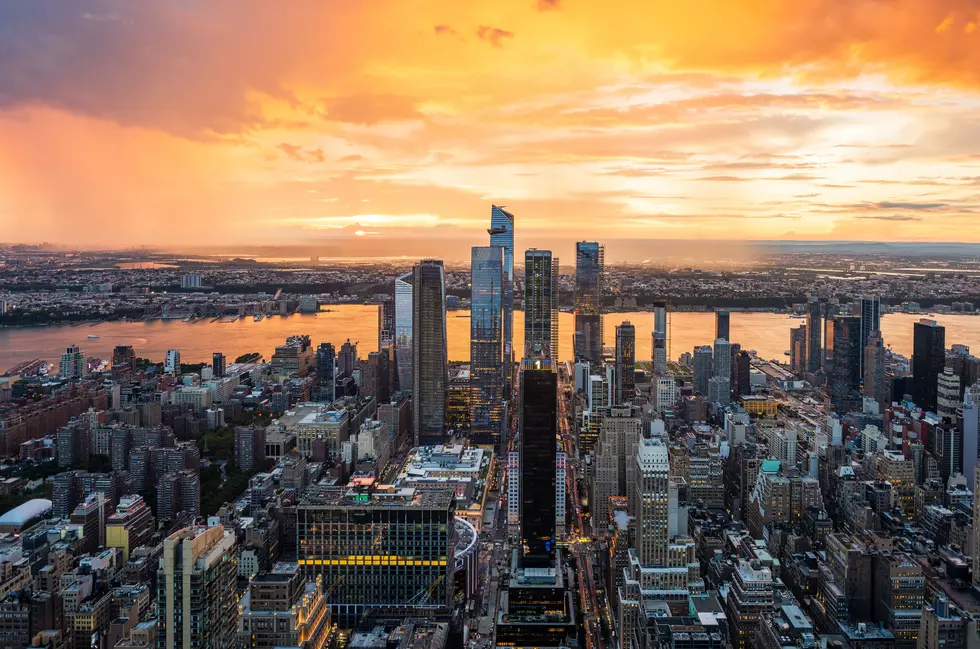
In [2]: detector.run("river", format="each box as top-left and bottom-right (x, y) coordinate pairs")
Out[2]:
(2, 309), (979, 370)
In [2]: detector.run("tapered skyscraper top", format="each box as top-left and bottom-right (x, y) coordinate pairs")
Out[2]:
(574, 241), (604, 365)
(490, 205), (515, 389)
(411, 260), (447, 446)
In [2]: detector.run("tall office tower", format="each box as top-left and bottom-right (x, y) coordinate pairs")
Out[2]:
(519, 358), (558, 568)
(716, 310), (731, 341)
(652, 301), (668, 375)
(863, 330), (887, 410)
(507, 451), (520, 527)
(710, 338), (731, 404)
(412, 260), (448, 446)
(790, 325), (807, 375)
(830, 316), (863, 413)
(378, 295), (395, 349)
(489, 205), (515, 386)
(236, 565), (333, 649)
(693, 346), (713, 396)
(157, 526), (238, 649)
(963, 387), (979, 501)
(470, 247), (504, 443)
(859, 297), (881, 370)
(734, 350), (751, 397)
(112, 344), (136, 379)
(634, 437), (670, 567)
(574, 241), (604, 365)
(615, 321), (636, 404)
(212, 352), (226, 378)
(338, 339), (357, 378)
(592, 405), (641, 524)
(60, 345), (85, 378)
(551, 257), (560, 361)
(105, 495), (156, 562)
(937, 366), (961, 420)
(806, 296), (823, 372)
(913, 319), (946, 412)
(297, 484), (455, 622)
(524, 249), (556, 358)
(315, 343), (335, 403)
(725, 560), (774, 649)
(394, 272), (413, 393)
(164, 349), (181, 375)
(555, 451), (567, 533)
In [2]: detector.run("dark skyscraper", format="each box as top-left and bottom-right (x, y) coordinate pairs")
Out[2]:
(615, 321), (635, 405)
(734, 350), (751, 397)
(574, 241), (604, 365)
(806, 296), (823, 373)
(693, 345), (713, 396)
(378, 296), (394, 350)
(470, 246), (504, 444)
(212, 352), (225, 378)
(489, 205), (515, 388)
(652, 301), (667, 375)
(913, 319), (946, 413)
(519, 359), (558, 568)
(790, 324), (807, 375)
(524, 249), (558, 359)
(860, 297), (881, 372)
(716, 310), (731, 341)
(315, 343), (335, 403)
(112, 344), (135, 380)
(412, 260), (448, 445)
(830, 316), (863, 413)
(864, 330), (887, 410)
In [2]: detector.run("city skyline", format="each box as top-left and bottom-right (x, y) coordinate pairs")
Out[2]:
(2, 2), (980, 249)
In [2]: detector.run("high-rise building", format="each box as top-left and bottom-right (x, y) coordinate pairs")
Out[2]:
(338, 339), (357, 378)
(180, 274), (202, 289)
(470, 246), (504, 443)
(725, 560), (774, 649)
(693, 346), (713, 396)
(615, 321), (636, 405)
(157, 526), (238, 649)
(60, 345), (85, 378)
(112, 344), (136, 380)
(519, 358), (558, 568)
(164, 349), (181, 375)
(489, 205), (515, 387)
(790, 325), (807, 375)
(716, 310), (731, 341)
(394, 272), (413, 393)
(315, 343), (335, 403)
(271, 336), (314, 377)
(830, 316), (863, 413)
(297, 484), (455, 621)
(524, 249), (557, 359)
(236, 564), (333, 649)
(918, 596), (969, 649)
(734, 350), (751, 397)
(652, 301), (668, 375)
(378, 296), (394, 350)
(937, 366), (961, 420)
(634, 437), (670, 567)
(806, 296), (823, 373)
(864, 330), (887, 410)
(235, 426), (267, 471)
(591, 405), (641, 525)
(860, 297), (881, 372)
(212, 352), (226, 378)
(574, 241), (604, 365)
(412, 260), (448, 446)
(913, 319), (946, 412)
(712, 338), (732, 404)
(963, 387), (979, 497)
(106, 494), (156, 562)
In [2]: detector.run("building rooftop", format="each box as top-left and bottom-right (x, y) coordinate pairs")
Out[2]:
(299, 484), (455, 509)
(0, 498), (52, 526)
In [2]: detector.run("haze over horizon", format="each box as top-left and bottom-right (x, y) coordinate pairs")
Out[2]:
(2, 1), (980, 249)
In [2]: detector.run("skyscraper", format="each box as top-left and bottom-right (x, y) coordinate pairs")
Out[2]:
(394, 272), (413, 393)
(412, 260), (448, 445)
(112, 344), (136, 380)
(519, 358), (558, 568)
(338, 339), (357, 378)
(378, 295), (394, 349)
(315, 343), (335, 403)
(489, 205), (515, 386)
(734, 350), (751, 397)
(806, 296), (823, 373)
(716, 310), (731, 341)
(524, 249), (557, 359)
(157, 526), (238, 649)
(59, 345), (85, 378)
(790, 324), (807, 375)
(634, 437), (670, 567)
(470, 246), (504, 443)
(693, 346), (713, 396)
(615, 321), (636, 405)
(652, 301), (667, 375)
(830, 316), (863, 413)
(937, 366), (961, 420)
(859, 297), (881, 372)
(913, 319), (946, 413)
(164, 349), (181, 375)
(212, 352), (225, 378)
(711, 338), (732, 404)
(863, 330), (887, 410)
(574, 241), (604, 365)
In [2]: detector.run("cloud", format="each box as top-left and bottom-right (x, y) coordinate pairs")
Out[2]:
(433, 24), (458, 36)
(277, 143), (325, 163)
(698, 176), (752, 182)
(320, 94), (423, 125)
(857, 215), (923, 221)
(877, 201), (948, 210)
(538, 0), (561, 10)
(339, 154), (366, 162)
(476, 26), (514, 47)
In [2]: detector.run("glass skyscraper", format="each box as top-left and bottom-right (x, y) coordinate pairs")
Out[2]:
(615, 321), (635, 404)
(574, 241), (604, 365)
(470, 246), (504, 444)
(394, 272), (413, 394)
(806, 296), (823, 373)
(913, 319), (946, 413)
(859, 296), (881, 373)
(489, 205), (514, 386)
(519, 358), (558, 568)
(412, 260), (448, 446)
(830, 316), (863, 413)
(523, 249), (558, 359)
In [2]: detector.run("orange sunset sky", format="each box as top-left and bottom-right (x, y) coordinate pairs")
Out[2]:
(1, 0), (979, 254)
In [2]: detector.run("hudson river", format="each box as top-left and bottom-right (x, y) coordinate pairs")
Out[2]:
(2, 308), (979, 369)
